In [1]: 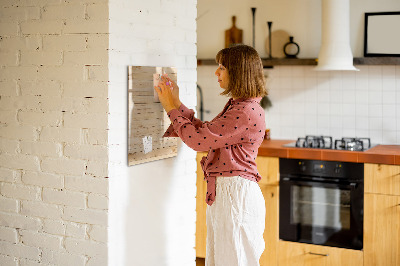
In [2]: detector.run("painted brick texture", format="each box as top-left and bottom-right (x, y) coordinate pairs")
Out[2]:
(1, 0), (198, 265)
(0, 1), (109, 265)
(108, 0), (198, 265)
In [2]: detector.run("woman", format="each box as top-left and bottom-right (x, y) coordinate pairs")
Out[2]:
(155, 45), (267, 266)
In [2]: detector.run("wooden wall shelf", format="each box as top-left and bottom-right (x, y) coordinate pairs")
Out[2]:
(353, 57), (400, 65)
(197, 57), (400, 68)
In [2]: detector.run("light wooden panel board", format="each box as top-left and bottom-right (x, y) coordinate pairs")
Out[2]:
(128, 66), (178, 166)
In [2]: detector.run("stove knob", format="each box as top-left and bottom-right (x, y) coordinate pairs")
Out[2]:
(334, 164), (342, 174)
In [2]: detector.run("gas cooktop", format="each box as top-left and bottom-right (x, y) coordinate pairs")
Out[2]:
(283, 135), (376, 152)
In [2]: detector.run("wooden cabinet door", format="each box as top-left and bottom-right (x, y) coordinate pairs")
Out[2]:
(278, 241), (363, 266)
(364, 193), (400, 266)
(196, 152), (208, 258)
(259, 185), (279, 266)
(365, 163), (400, 196)
(256, 156), (279, 186)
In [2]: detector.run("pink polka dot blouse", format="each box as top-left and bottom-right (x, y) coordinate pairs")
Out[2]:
(163, 97), (266, 206)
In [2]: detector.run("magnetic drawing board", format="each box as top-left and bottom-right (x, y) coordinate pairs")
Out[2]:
(128, 66), (178, 166)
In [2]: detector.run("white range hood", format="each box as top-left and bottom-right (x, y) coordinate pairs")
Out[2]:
(314, 0), (359, 71)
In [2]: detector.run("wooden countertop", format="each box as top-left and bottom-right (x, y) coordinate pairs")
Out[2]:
(258, 139), (400, 165)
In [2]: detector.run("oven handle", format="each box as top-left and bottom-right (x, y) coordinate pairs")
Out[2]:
(281, 177), (358, 188)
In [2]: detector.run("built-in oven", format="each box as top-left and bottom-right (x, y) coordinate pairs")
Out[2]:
(279, 158), (364, 250)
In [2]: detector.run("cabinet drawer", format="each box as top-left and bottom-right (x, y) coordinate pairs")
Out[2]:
(278, 241), (363, 266)
(365, 164), (400, 196)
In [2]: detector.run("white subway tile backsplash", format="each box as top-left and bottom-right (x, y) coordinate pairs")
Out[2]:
(317, 127), (331, 136)
(317, 115), (330, 128)
(330, 116), (342, 128)
(382, 104), (396, 118)
(369, 130), (383, 144)
(342, 90), (355, 104)
(279, 66), (293, 77)
(280, 77), (292, 89)
(292, 66), (306, 77)
(368, 90), (382, 104)
(368, 104), (383, 118)
(355, 90), (368, 104)
(318, 102), (330, 115)
(383, 117), (397, 131)
(304, 87), (318, 103)
(305, 77), (318, 88)
(382, 77), (396, 91)
(343, 116), (356, 129)
(317, 77), (330, 91)
(368, 78), (383, 92)
(342, 103), (355, 116)
(293, 114), (305, 127)
(355, 68), (369, 91)
(355, 104), (369, 117)
(329, 75), (343, 90)
(382, 91), (396, 104)
(356, 117), (369, 130)
(355, 129), (369, 138)
(369, 117), (383, 130)
(330, 88), (343, 103)
(199, 64), (400, 144)
(383, 131), (397, 144)
(317, 89), (330, 102)
(342, 128), (356, 138)
(304, 102), (317, 115)
(292, 77), (305, 90)
(330, 103), (342, 116)
(382, 66), (396, 76)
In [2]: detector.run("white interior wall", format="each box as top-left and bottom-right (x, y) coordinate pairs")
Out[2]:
(108, 0), (198, 265)
(0, 1), (109, 266)
(197, 0), (400, 145)
(198, 0), (400, 58)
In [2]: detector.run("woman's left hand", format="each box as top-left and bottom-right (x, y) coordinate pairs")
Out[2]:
(154, 79), (176, 113)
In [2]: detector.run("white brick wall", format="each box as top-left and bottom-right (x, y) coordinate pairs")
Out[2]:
(0, 1), (109, 265)
(108, 0), (197, 265)
(1, 0), (198, 265)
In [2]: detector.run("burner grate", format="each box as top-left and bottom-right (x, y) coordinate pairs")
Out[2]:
(334, 137), (371, 151)
(291, 136), (372, 151)
(295, 135), (333, 149)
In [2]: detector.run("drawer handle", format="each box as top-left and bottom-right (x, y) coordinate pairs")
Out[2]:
(309, 252), (329, 257)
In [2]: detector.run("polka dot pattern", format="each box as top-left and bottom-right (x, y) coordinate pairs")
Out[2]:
(164, 98), (266, 206)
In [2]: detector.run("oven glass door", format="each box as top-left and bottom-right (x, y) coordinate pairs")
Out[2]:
(280, 178), (363, 250)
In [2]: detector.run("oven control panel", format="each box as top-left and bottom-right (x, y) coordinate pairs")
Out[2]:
(280, 158), (363, 180)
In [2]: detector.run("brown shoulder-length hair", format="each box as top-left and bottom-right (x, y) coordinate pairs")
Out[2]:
(215, 45), (267, 98)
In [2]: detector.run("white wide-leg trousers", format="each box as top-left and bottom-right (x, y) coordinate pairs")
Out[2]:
(205, 176), (266, 266)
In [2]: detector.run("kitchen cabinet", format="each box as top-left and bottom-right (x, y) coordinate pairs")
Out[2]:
(256, 156), (280, 266)
(364, 163), (400, 266)
(196, 152), (208, 258)
(364, 163), (400, 196)
(259, 184), (279, 266)
(256, 156), (279, 186)
(278, 241), (363, 266)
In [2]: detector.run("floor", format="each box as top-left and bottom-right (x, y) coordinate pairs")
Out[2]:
(196, 257), (205, 266)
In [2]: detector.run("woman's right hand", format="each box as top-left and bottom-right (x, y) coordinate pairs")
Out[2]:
(162, 74), (181, 109)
